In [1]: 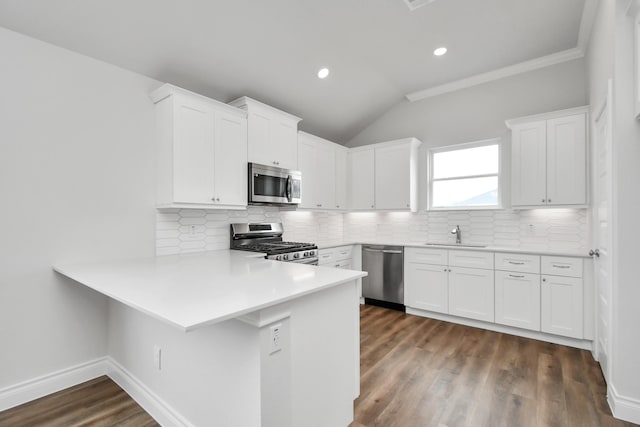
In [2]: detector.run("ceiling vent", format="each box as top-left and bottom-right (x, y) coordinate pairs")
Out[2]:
(403, 0), (437, 11)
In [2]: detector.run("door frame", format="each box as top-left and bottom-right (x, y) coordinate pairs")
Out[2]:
(591, 78), (615, 385)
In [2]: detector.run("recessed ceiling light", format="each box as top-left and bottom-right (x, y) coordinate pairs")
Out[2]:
(317, 68), (330, 79)
(433, 47), (448, 56)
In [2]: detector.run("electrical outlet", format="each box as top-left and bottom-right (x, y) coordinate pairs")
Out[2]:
(269, 323), (282, 354)
(527, 224), (536, 235)
(190, 225), (196, 235)
(153, 345), (162, 370)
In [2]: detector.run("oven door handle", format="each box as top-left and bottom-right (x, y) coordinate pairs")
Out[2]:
(286, 175), (293, 202)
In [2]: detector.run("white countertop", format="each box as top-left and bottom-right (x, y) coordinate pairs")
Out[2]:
(316, 240), (590, 258)
(54, 250), (367, 332)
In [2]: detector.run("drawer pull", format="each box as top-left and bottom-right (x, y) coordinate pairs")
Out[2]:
(508, 261), (525, 265)
(509, 274), (525, 278)
(552, 264), (570, 269)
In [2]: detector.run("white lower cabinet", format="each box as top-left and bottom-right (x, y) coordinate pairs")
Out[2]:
(404, 262), (449, 314)
(318, 246), (353, 269)
(495, 271), (541, 331)
(404, 248), (493, 320)
(448, 267), (494, 322)
(405, 248), (587, 342)
(541, 274), (583, 339)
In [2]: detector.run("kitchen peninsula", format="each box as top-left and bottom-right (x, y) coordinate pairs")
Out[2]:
(54, 250), (366, 427)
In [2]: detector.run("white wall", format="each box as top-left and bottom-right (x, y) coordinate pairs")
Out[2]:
(347, 58), (588, 148)
(0, 27), (158, 387)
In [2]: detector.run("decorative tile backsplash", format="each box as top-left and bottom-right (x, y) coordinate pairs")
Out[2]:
(343, 209), (590, 252)
(157, 207), (590, 255)
(156, 207), (344, 255)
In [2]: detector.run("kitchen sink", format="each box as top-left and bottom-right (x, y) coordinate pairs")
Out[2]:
(423, 243), (487, 248)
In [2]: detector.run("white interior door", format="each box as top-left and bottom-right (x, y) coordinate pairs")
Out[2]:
(592, 80), (613, 384)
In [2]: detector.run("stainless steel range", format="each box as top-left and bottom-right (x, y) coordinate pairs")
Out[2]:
(230, 223), (318, 265)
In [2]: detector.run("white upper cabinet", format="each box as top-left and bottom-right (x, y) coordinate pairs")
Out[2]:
(546, 114), (587, 205)
(349, 148), (376, 210)
(298, 132), (335, 209)
(348, 138), (421, 211)
(229, 96), (301, 171)
(334, 146), (348, 210)
(151, 84), (248, 209)
(507, 107), (588, 208)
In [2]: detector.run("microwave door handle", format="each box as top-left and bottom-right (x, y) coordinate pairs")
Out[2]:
(286, 175), (292, 202)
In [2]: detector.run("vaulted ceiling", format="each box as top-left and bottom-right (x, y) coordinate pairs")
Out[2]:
(0, 0), (589, 144)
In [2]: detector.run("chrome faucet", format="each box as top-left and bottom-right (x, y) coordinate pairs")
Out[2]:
(451, 225), (461, 244)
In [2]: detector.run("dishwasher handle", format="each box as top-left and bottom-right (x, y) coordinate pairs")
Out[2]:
(363, 248), (403, 254)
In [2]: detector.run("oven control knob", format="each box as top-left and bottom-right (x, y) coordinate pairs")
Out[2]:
(303, 251), (309, 257)
(309, 250), (315, 256)
(275, 255), (281, 261)
(283, 254), (289, 260)
(294, 253), (300, 259)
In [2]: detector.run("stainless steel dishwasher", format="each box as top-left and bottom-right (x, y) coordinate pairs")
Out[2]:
(362, 245), (404, 310)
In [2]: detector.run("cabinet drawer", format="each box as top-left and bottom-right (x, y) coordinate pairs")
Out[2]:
(541, 256), (583, 278)
(334, 260), (352, 269)
(405, 247), (447, 265)
(318, 249), (335, 265)
(495, 253), (540, 274)
(449, 250), (494, 270)
(334, 246), (353, 262)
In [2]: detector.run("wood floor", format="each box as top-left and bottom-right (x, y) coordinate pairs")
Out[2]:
(351, 305), (637, 427)
(0, 376), (158, 427)
(1, 306), (636, 426)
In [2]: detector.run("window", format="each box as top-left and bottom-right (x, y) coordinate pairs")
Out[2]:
(429, 139), (501, 209)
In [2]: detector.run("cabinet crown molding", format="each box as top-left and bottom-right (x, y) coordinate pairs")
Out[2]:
(228, 96), (302, 123)
(505, 105), (589, 129)
(150, 83), (247, 117)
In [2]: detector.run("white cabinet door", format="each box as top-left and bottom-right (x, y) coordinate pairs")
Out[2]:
(349, 149), (375, 210)
(316, 142), (335, 209)
(511, 120), (547, 206)
(298, 136), (318, 209)
(495, 271), (541, 331)
(298, 132), (337, 210)
(246, 110), (274, 167)
(213, 111), (247, 206)
(375, 143), (411, 210)
(541, 275), (583, 338)
(172, 96), (216, 205)
(335, 147), (348, 210)
(449, 267), (494, 322)
(404, 262), (449, 314)
(273, 118), (299, 170)
(546, 113), (586, 206)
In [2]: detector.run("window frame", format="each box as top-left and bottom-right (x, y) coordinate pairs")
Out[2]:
(428, 138), (503, 211)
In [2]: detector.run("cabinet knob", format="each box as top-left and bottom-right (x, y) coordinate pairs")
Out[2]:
(216, 198), (220, 202)
(542, 278), (547, 282)
(548, 199), (551, 203)
(211, 197), (216, 202)
(542, 199), (546, 203)
(444, 268), (447, 272)
(317, 204), (322, 207)
(371, 205), (375, 208)
(336, 205), (340, 208)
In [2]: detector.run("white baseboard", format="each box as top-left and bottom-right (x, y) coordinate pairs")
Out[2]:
(0, 357), (109, 412)
(609, 384), (640, 424)
(0, 356), (193, 427)
(406, 307), (594, 351)
(105, 357), (195, 427)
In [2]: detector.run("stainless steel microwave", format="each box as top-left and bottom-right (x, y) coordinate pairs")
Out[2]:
(248, 163), (302, 206)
